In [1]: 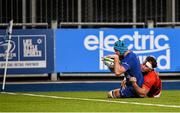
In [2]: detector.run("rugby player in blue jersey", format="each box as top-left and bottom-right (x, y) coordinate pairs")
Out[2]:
(105, 40), (144, 98)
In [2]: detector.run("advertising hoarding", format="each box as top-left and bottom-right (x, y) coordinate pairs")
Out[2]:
(56, 29), (180, 72)
(0, 29), (54, 74)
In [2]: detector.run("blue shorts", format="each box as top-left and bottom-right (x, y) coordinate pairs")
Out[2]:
(119, 86), (140, 98)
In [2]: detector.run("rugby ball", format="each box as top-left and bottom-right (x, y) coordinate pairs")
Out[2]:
(103, 57), (114, 68)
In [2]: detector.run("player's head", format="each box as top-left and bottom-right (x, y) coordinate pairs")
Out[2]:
(141, 56), (157, 72)
(114, 40), (128, 56)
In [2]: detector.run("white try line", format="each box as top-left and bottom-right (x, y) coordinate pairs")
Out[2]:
(1, 92), (180, 109)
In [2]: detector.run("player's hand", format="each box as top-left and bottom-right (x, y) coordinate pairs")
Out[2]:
(106, 54), (118, 59)
(121, 79), (126, 89)
(101, 57), (105, 61)
(130, 77), (137, 83)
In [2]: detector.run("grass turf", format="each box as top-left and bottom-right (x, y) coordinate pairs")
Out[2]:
(0, 90), (180, 112)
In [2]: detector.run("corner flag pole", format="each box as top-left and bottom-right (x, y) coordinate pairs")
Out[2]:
(2, 20), (13, 91)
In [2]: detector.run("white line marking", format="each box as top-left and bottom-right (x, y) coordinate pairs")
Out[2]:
(4, 92), (178, 109)
(0, 92), (16, 95)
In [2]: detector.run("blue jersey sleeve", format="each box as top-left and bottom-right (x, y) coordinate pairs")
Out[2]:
(120, 52), (138, 74)
(121, 61), (131, 71)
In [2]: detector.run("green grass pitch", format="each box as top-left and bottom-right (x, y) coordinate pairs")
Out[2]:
(0, 90), (180, 112)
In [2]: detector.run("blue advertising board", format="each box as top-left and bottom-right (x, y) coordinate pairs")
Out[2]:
(0, 29), (54, 74)
(56, 29), (180, 72)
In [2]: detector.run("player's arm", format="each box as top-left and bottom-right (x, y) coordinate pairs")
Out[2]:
(102, 57), (114, 72)
(130, 77), (149, 97)
(103, 54), (126, 76)
(114, 55), (126, 76)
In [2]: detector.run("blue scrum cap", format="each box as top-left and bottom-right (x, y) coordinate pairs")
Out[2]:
(114, 40), (128, 55)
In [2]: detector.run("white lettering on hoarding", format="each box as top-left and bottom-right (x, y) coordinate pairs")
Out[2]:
(0, 40), (16, 59)
(0, 35), (47, 69)
(0, 61), (46, 68)
(23, 39), (42, 57)
(84, 30), (170, 70)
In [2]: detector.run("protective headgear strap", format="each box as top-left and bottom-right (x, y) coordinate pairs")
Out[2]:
(145, 61), (153, 69)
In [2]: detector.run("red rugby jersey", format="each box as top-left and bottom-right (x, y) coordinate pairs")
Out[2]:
(142, 71), (162, 97)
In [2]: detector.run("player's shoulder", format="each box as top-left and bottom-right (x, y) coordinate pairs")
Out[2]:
(147, 71), (156, 76)
(150, 71), (158, 76)
(124, 51), (137, 59)
(128, 51), (136, 56)
(145, 71), (158, 79)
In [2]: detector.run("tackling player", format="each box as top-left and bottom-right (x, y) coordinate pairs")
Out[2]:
(130, 56), (162, 97)
(105, 40), (144, 98)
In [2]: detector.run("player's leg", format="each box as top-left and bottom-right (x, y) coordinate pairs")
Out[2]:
(107, 88), (121, 98)
(108, 86), (136, 98)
